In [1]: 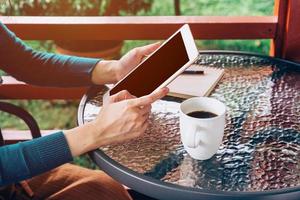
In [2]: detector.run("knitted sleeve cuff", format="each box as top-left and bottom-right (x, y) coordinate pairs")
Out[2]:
(20, 131), (73, 178)
(0, 131), (73, 186)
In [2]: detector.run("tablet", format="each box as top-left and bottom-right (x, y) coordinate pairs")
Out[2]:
(107, 24), (198, 98)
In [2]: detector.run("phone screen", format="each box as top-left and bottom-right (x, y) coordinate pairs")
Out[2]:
(110, 32), (189, 97)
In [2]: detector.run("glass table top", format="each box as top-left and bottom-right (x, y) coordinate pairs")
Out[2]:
(80, 52), (300, 194)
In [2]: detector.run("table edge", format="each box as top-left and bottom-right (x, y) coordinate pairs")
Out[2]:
(78, 50), (300, 199)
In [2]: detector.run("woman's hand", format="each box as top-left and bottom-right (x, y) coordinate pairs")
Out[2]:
(114, 42), (161, 81)
(64, 87), (168, 157)
(91, 89), (156, 147)
(91, 42), (161, 85)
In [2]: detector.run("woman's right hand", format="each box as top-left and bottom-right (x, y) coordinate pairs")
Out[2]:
(91, 87), (169, 147)
(64, 87), (169, 157)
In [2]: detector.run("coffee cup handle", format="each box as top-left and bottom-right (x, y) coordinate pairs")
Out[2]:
(184, 126), (202, 148)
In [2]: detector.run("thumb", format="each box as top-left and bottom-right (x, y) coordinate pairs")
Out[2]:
(130, 87), (169, 107)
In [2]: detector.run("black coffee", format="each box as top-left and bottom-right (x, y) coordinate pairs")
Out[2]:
(187, 111), (217, 118)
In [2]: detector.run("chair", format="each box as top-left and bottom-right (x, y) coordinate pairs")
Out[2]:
(0, 101), (41, 146)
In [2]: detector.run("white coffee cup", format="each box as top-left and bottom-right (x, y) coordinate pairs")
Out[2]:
(180, 97), (226, 160)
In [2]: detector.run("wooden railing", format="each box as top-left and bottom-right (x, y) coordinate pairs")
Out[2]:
(3, 16), (276, 40)
(0, 0), (299, 100)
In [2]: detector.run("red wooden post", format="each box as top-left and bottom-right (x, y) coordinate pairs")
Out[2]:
(174, 0), (181, 16)
(270, 0), (288, 57)
(271, 0), (300, 62)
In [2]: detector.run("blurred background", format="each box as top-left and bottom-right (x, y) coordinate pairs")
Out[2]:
(0, 0), (274, 167)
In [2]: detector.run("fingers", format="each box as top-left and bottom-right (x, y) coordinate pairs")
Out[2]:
(130, 87), (169, 107)
(110, 90), (135, 103)
(137, 42), (161, 57)
(130, 42), (161, 62)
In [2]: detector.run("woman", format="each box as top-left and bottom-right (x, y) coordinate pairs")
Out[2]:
(0, 22), (168, 199)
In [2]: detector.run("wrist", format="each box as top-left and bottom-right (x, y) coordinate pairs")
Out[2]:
(86, 120), (106, 148)
(91, 60), (119, 85)
(64, 122), (100, 157)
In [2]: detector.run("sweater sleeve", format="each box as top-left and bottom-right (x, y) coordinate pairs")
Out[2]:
(0, 131), (73, 186)
(0, 23), (101, 87)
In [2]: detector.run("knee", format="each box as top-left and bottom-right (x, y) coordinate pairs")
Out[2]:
(79, 171), (131, 200)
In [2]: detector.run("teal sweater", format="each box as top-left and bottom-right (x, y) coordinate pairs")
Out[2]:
(0, 22), (100, 186)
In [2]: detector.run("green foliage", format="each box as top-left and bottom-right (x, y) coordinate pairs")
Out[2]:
(196, 39), (271, 54)
(73, 155), (99, 169)
(0, 100), (78, 130)
(179, 0), (274, 16)
(138, 0), (274, 16)
(1, 0), (153, 16)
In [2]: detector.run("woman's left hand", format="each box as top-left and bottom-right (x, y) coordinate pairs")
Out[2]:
(115, 42), (161, 81)
(91, 42), (161, 85)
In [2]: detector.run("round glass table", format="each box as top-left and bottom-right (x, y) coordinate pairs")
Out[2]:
(77, 51), (300, 200)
